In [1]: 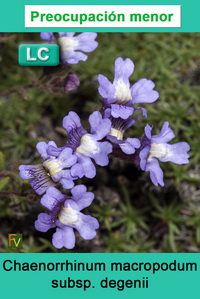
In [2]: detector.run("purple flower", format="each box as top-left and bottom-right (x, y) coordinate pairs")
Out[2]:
(41, 32), (98, 64)
(40, 32), (56, 43)
(19, 141), (77, 195)
(35, 185), (99, 249)
(64, 72), (80, 92)
(139, 122), (190, 186)
(46, 71), (80, 94)
(98, 57), (159, 119)
(104, 109), (140, 155)
(48, 111), (113, 179)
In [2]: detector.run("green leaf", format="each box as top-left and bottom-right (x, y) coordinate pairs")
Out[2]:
(0, 177), (10, 190)
(0, 152), (5, 170)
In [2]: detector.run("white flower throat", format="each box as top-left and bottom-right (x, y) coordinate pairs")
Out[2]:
(76, 135), (100, 156)
(58, 206), (79, 225)
(43, 159), (62, 176)
(58, 37), (78, 52)
(110, 128), (124, 140)
(148, 143), (168, 160)
(115, 79), (131, 104)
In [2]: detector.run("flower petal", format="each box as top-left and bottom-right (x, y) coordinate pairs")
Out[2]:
(19, 164), (42, 180)
(131, 78), (159, 104)
(120, 138), (140, 155)
(59, 170), (75, 189)
(144, 124), (153, 140)
(58, 147), (77, 168)
(75, 214), (99, 240)
(71, 155), (96, 179)
(89, 111), (111, 140)
(30, 178), (54, 195)
(111, 104), (134, 119)
(40, 187), (66, 211)
(60, 187), (95, 211)
(40, 32), (54, 41)
(74, 32), (98, 52)
(36, 141), (57, 160)
(113, 57), (134, 84)
(62, 111), (83, 134)
(146, 158), (164, 187)
(61, 50), (87, 64)
(47, 145), (63, 157)
(35, 213), (55, 232)
(92, 141), (112, 166)
(52, 227), (76, 249)
(73, 192), (95, 210)
(139, 146), (150, 171)
(159, 142), (190, 164)
(151, 121), (175, 144)
(98, 74), (115, 99)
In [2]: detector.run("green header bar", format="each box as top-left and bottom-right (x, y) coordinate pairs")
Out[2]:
(0, 0), (199, 32)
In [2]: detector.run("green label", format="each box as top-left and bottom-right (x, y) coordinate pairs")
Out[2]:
(18, 44), (59, 66)
(0, 253), (200, 298)
(8, 234), (22, 248)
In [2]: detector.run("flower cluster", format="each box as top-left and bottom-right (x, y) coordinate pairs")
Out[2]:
(19, 56), (190, 249)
